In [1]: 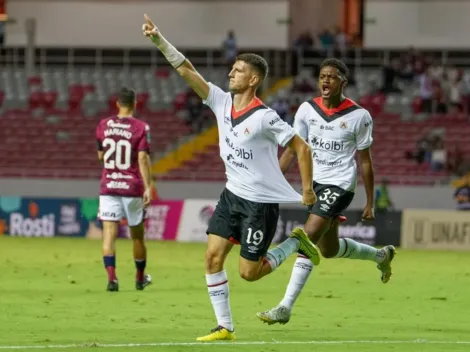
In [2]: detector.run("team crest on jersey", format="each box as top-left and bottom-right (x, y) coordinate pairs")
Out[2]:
(340, 121), (347, 129)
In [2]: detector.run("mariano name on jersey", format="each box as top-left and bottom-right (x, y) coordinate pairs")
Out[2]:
(203, 82), (302, 203)
(294, 97), (373, 191)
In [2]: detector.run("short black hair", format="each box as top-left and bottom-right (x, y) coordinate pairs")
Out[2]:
(118, 86), (136, 108)
(320, 58), (349, 78)
(236, 53), (269, 82)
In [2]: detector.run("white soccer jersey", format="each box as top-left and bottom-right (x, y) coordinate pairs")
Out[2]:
(203, 83), (302, 203)
(294, 97), (373, 191)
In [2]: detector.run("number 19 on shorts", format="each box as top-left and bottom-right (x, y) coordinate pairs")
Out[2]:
(246, 228), (264, 246)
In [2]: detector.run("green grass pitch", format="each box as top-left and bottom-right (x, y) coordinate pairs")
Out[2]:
(1, 236), (470, 352)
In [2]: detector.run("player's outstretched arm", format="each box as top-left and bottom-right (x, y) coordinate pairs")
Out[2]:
(142, 14), (209, 100)
(286, 135), (316, 205)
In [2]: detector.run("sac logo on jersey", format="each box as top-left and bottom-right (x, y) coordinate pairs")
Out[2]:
(225, 137), (253, 159)
(311, 136), (345, 151)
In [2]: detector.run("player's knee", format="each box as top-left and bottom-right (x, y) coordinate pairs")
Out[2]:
(319, 243), (339, 259)
(304, 223), (325, 244)
(239, 261), (263, 282)
(205, 250), (224, 272)
(303, 223), (316, 240)
(239, 269), (259, 282)
(102, 233), (115, 249)
(130, 226), (144, 240)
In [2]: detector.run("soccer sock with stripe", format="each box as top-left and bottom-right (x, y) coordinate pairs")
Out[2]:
(103, 255), (117, 281)
(206, 270), (234, 331)
(133, 237), (147, 282)
(265, 237), (300, 271)
(135, 259), (146, 282)
(279, 255), (314, 310)
(334, 238), (385, 263)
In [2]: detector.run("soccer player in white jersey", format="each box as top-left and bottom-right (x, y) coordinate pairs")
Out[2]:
(257, 58), (397, 325)
(142, 15), (321, 341)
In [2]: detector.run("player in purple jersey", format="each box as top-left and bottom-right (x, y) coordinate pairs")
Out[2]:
(96, 87), (153, 292)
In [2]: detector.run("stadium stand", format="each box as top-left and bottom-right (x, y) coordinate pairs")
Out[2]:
(0, 67), (226, 178)
(1, 49), (469, 184)
(161, 59), (470, 185)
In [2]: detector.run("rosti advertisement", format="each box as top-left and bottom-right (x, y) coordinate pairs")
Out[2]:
(0, 197), (92, 237)
(0, 197), (184, 240)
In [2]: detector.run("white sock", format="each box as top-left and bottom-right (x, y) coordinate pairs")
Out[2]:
(334, 238), (385, 263)
(265, 237), (300, 271)
(206, 270), (233, 331)
(279, 255), (314, 310)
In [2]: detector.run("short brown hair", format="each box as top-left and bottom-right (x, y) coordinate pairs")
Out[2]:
(118, 86), (136, 108)
(236, 53), (269, 83)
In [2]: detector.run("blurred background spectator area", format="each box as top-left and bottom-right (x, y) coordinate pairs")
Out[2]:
(1, 0), (470, 189)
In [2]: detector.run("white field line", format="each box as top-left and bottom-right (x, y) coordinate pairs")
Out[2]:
(1, 339), (470, 349)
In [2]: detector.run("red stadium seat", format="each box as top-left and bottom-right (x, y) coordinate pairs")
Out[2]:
(43, 92), (58, 109)
(28, 91), (43, 109)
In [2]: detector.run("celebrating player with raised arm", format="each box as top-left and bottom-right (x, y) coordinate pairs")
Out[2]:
(257, 58), (397, 325)
(143, 15), (320, 341)
(96, 87), (152, 292)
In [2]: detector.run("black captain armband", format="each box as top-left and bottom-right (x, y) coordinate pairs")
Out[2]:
(97, 140), (103, 151)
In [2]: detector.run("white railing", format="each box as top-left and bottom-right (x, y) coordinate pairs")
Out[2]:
(2, 46), (470, 78)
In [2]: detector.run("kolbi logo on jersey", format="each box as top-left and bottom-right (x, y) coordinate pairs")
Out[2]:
(311, 136), (345, 151)
(225, 136), (253, 159)
(226, 154), (249, 170)
(106, 181), (130, 190)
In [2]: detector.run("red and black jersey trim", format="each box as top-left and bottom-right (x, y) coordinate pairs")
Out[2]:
(308, 97), (361, 123)
(230, 95), (268, 127)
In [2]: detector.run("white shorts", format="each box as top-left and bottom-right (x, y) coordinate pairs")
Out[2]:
(99, 196), (144, 227)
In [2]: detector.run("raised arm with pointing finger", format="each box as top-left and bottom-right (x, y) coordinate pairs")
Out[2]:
(142, 14), (209, 100)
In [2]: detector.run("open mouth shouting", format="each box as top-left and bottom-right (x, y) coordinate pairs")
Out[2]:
(321, 84), (331, 98)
